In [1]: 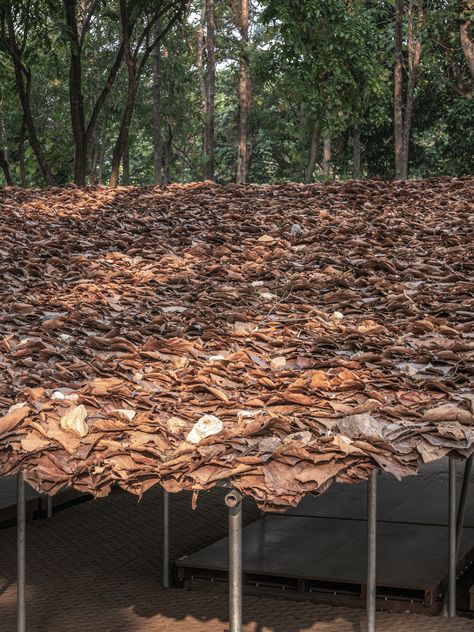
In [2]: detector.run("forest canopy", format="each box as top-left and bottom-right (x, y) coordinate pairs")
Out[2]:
(0, 0), (473, 187)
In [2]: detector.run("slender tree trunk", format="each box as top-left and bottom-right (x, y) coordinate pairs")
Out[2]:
(394, 0), (404, 180)
(122, 140), (130, 184)
(0, 101), (11, 184)
(459, 0), (474, 80)
(0, 157), (12, 185)
(153, 18), (163, 185)
(304, 121), (321, 183)
(110, 79), (138, 187)
(322, 137), (331, 177)
(204, 0), (216, 180)
(98, 149), (105, 184)
(197, 0), (207, 162)
(110, 1), (136, 188)
(3, 7), (53, 184)
(109, 1), (185, 187)
(401, 0), (423, 179)
(64, 0), (87, 185)
(236, 0), (251, 184)
(18, 118), (26, 186)
(90, 143), (98, 184)
(353, 127), (361, 179)
(14, 69), (52, 184)
(163, 121), (173, 184)
(297, 102), (308, 178)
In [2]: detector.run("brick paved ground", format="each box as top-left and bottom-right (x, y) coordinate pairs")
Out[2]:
(0, 487), (472, 632)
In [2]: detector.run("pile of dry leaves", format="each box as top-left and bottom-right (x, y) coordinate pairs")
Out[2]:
(0, 177), (473, 510)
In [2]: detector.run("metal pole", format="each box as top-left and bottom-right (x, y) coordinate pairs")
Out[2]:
(162, 489), (170, 589)
(226, 490), (243, 632)
(46, 495), (53, 519)
(366, 470), (377, 632)
(456, 455), (473, 554)
(448, 456), (457, 618)
(17, 471), (26, 632)
(441, 454), (472, 615)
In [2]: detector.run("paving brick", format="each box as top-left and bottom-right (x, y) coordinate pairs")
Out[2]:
(0, 487), (472, 631)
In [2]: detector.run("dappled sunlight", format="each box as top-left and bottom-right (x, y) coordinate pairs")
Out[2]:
(0, 178), (473, 512)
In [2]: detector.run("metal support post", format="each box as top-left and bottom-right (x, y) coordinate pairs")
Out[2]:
(225, 490), (243, 632)
(46, 495), (53, 519)
(448, 456), (457, 618)
(366, 470), (377, 632)
(456, 455), (473, 554)
(17, 471), (26, 632)
(162, 489), (170, 589)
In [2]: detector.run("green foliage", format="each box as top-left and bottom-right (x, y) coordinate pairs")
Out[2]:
(0, 0), (472, 187)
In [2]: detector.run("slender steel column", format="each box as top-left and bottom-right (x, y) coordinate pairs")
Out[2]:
(442, 455), (472, 614)
(46, 495), (53, 519)
(366, 470), (378, 632)
(448, 457), (457, 618)
(162, 489), (170, 589)
(17, 472), (26, 632)
(456, 455), (473, 554)
(226, 490), (243, 632)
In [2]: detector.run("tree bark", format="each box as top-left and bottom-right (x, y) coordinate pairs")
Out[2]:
(163, 121), (173, 184)
(322, 136), (331, 177)
(110, 0), (137, 187)
(401, 0), (423, 180)
(109, 1), (186, 187)
(460, 0), (474, 80)
(18, 117), (26, 186)
(0, 153), (12, 185)
(2, 4), (53, 184)
(153, 18), (163, 185)
(122, 140), (130, 184)
(353, 127), (361, 179)
(394, 0), (404, 180)
(0, 100), (11, 184)
(197, 0), (207, 162)
(204, 0), (216, 180)
(236, 0), (251, 184)
(63, 0), (87, 185)
(304, 121), (321, 183)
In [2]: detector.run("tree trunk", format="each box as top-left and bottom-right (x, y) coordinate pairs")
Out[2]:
(236, 0), (251, 184)
(90, 143), (98, 184)
(64, 0), (87, 186)
(18, 118), (26, 186)
(460, 0), (474, 80)
(394, 0), (404, 180)
(0, 153), (12, 185)
(204, 0), (216, 180)
(197, 0), (207, 162)
(153, 18), (163, 185)
(110, 78), (138, 187)
(109, 0), (185, 187)
(353, 127), (361, 179)
(98, 148), (105, 185)
(3, 6), (53, 184)
(322, 137), (331, 177)
(304, 121), (321, 183)
(401, 0), (423, 180)
(163, 121), (173, 184)
(109, 0), (136, 188)
(122, 140), (130, 184)
(0, 102), (11, 184)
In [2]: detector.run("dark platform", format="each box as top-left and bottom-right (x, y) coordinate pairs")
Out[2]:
(176, 460), (474, 611)
(0, 476), (87, 525)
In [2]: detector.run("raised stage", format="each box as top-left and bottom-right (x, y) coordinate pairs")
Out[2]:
(176, 460), (474, 613)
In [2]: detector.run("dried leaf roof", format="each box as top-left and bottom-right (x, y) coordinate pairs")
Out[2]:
(0, 178), (473, 510)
